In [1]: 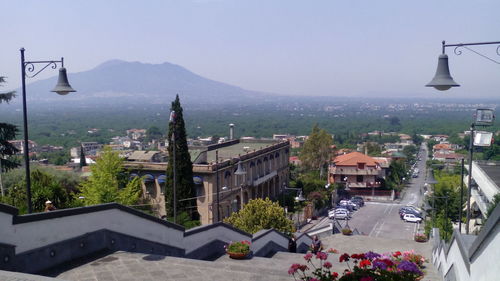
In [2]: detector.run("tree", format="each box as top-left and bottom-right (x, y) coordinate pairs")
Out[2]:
(386, 159), (407, 190)
(165, 95), (198, 221)
(0, 76), (19, 172)
(79, 145), (87, 168)
(300, 124), (333, 177)
(224, 198), (294, 234)
(146, 126), (163, 142)
(0, 167), (80, 213)
(78, 146), (142, 205)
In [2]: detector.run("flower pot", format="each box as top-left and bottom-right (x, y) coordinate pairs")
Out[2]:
(227, 252), (248, 259)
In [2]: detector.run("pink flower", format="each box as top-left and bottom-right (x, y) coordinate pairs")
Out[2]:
(323, 261), (332, 269)
(310, 278), (319, 281)
(304, 253), (313, 261)
(316, 252), (328, 260)
(360, 277), (375, 281)
(288, 263), (301, 275)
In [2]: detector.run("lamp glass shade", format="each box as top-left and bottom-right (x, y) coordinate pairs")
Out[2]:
(51, 67), (76, 95)
(426, 54), (460, 91)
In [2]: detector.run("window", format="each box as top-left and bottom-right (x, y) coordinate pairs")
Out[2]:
(357, 175), (363, 182)
(358, 163), (365, 169)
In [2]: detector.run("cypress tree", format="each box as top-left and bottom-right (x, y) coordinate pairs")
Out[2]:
(165, 95), (198, 221)
(79, 145), (87, 168)
(0, 76), (20, 172)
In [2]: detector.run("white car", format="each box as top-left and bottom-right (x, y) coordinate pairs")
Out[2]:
(403, 213), (422, 223)
(334, 210), (350, 220)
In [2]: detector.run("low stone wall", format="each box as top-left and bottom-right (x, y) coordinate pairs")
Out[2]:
(0, 203), (311, 274)
(432, 203), (500, 281)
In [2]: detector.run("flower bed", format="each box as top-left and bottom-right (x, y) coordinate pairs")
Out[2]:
(288, 248), (427, 281)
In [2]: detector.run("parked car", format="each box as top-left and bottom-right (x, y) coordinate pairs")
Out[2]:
(339, 200), (358, 210)
(329, 208), (351, 219)
(351, 196), (364, 207)
(403, 213), (422, 223)
(399, 209), (422, 220)
(334, 210), (350, 220)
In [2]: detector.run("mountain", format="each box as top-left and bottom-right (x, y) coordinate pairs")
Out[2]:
(18, 59), (268, 106)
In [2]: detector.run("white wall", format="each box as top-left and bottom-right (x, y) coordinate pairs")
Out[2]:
(470, 224), (500, 281)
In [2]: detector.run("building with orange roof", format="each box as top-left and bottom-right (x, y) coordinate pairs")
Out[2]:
(328, 152), (384, 189)
(432, 143), (454, 155)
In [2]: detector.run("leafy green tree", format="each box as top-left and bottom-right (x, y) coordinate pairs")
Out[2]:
(486, 193), (500, 218)
(1, 167), (79, 213)
(0, 76), (19, 172)
(300, 124), (333, 177)
(412, 133), (423, 146)
(386, 159), (407, 190)
(366, 142), (382, 156)
(78, 146), (142, 205)
(435, 210), (453, 242)
(165, 95), (198, 221)
(146, 126), (163, 142)
(224, 198), (294, 234)
(402, 144), (417, 163)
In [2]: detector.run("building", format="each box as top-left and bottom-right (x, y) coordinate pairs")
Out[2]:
(8, 140), (37, 155)
(124, 139), (290, 224)
(126, 129), (147, 140)
(465, 161), (500, 233)
(70, 142), (103, 157)
(328, 152), (384, 189)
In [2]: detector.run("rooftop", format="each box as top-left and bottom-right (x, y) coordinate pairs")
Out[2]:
(333, 152), (379, 166)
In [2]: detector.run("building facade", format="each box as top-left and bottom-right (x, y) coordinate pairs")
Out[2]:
(328, 152), (384, 189)
(124, 139), (290, 225)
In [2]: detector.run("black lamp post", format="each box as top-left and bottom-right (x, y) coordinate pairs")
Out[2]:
(20, 48), (75, 213)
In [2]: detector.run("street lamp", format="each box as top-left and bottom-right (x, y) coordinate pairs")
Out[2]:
(426, 40), (500, 91)
(20, 48), (76, 213)
(427, 40), (499, 233)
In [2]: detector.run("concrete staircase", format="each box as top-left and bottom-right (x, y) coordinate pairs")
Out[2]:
(7, 234), (442, 281)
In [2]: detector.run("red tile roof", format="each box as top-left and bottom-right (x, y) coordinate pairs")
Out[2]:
(334, 152), (379, 167)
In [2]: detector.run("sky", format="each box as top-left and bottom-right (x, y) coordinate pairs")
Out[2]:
(1, 0), (499, 99)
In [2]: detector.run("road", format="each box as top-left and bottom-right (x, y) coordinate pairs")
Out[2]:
(310, 143), (429, 240)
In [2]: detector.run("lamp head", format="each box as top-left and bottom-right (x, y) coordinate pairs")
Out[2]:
(51, 67), (76, 95)
(426, 54), (460, 91)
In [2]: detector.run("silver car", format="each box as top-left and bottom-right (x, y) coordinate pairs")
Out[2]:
(334, 210), (350, 220)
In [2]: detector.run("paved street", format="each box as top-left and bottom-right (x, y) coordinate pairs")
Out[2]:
(309, 143), (429, 240)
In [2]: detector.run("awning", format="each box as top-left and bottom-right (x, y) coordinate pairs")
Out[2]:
(193, 176), (203, 185)
(158, 175), (167, 183)
(143, 174), (155, 183)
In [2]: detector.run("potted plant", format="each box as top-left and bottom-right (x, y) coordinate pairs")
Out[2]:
(414, 233), (427, 243)
(225, 240), (251, 259)
(341, 228), (353, 236)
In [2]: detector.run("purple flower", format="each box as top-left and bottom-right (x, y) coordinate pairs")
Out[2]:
(397, 260), (422, 275)
(372, 259), (388, 270)
(365, 251), (381, 260)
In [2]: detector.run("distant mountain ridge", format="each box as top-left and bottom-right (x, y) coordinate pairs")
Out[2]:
(19, 59), (267, 106)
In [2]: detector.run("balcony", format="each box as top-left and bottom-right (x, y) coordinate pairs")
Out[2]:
(330, 166), (381, 176)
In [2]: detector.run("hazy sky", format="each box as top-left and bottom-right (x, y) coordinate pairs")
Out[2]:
(1, 0), (499, 99)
